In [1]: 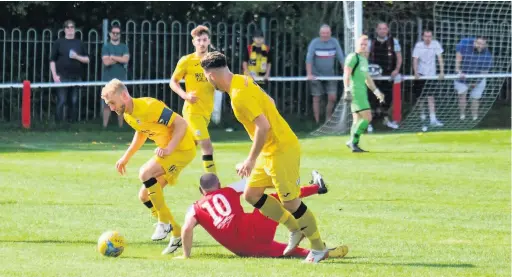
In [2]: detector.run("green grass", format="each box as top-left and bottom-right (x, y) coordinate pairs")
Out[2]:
(0, 129), (510, 277)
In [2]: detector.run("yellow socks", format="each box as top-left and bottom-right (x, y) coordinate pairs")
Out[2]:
(253, 194), (299, 232)
(202, 155), (217, 174)
(143, 177), (182, 237)
(292, 202), (324, 251)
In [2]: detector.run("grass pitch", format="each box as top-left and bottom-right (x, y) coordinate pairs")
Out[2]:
(0, 129), (510, 277)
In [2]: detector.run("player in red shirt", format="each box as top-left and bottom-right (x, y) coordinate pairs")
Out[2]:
(165, 171), (349, 259)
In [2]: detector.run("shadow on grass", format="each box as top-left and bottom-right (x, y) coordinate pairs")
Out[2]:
(326, 260), (475, 268)
(0, 239), (219, 248)
(0, 128), (254, 153)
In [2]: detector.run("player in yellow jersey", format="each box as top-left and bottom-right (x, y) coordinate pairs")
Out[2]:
(200, 52), (329, 263)
(101, 79), (196, 254)
(170, 25), (217, 175)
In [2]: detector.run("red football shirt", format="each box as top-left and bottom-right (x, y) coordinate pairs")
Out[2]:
(193, 187), (251, 252)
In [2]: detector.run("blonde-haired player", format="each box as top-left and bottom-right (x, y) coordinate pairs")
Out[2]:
(170, 25), (217, 175)
(343, 35), (385, 152)
(101, 79), (196, 254)
(200, 52), (329, 263)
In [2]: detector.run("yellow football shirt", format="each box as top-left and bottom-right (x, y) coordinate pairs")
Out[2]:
(228, 75), (299, 156)
(124, 98), (196, 151)
(171, 53), (215, 118)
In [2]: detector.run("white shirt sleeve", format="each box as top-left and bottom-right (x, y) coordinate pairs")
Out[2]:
(412, 43), (420, 58)
(367, 40), (372, 52)
(228, 178), (247, 193)
(393, 38), (401, 52)
(185, 204), (195, 219)
(434, 40), (444, 55)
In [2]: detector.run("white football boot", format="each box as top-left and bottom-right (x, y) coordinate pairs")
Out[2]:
(283, 230), (305, 256)
(151, 222), (171, 241)
(161, 236), (182, 255)
(303, 248), (329, 263)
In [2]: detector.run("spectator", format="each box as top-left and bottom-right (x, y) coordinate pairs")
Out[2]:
(455, 36), (493, 121)
(102, 25), (130, 128)
(306, 24), (345, 125)
(412, 30), (445, 128)
(368, 22), (401, 130)
(50, 20), (89, 123)
(242, 30), (272, 92)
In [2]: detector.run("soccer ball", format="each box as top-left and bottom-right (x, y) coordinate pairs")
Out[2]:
(97, 231), (125, 257)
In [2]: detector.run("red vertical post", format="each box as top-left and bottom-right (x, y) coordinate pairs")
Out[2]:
(392, 79), (402, 123)
(22, 80), (31, 129)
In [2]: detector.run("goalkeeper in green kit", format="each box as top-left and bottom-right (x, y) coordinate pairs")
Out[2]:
(343, 35), (385, 152)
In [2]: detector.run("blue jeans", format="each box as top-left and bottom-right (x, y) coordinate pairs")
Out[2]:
(56, 77), (81, 123)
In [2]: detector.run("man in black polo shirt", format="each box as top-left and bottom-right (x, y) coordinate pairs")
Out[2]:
(50, 20), (89, 123)
(368, 22), (401, 130)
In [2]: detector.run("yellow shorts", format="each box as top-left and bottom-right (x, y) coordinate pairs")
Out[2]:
(247, 145), (301, 202)
(154, 148), (196, 186)
(183, 112), (210, 141)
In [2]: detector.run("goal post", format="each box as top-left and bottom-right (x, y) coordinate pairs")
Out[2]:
(311, 0), (363, 136)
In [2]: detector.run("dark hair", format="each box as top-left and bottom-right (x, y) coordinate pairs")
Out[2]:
(376, 22), (388, 28)
(199, 173), (220, 191)
(253, 29), (264, 38)
(110, 25), (121, 32)
(422, 29), (433, 35)
(63, 20), (75, 28)
(200, 51), (227, 70)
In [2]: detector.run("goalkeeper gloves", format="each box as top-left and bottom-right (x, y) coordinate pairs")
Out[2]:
(343, 87), (352, 102)
(374, 89), (385, 103)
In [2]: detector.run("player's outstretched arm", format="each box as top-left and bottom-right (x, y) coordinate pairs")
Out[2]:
(116, 131), (147, 175)
(181, 213), (198, 258)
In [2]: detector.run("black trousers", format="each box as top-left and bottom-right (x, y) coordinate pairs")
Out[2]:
(56, 77), (81, 123)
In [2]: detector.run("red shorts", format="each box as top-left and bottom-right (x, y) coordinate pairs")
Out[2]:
(233, 208), (309, 258)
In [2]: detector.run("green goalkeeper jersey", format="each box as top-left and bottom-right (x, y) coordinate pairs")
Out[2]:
(345, 53), (371, 112)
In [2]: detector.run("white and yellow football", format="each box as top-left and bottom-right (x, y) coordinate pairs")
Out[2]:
(97, 231), (125, 257)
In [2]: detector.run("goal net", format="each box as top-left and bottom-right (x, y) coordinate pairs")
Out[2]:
(398, 1), (512, 132)
(310, 0), (362, 136)
(312, 1), (511, 136)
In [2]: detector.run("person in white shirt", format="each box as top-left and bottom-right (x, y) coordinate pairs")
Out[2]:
(412, 30), (445, 128)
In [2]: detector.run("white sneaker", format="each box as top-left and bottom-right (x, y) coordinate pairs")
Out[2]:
(420, 114), (427, 121)
(367, 124), (374, 133)
(151, 222), (171, 241)
(283, 230), (304, 256)
(460, 114), (466, 120)
(385, 120), (399, 129)
(430, 120), (444, 127)
(161, 236), (182, 255)
(303, 248), (329, 263)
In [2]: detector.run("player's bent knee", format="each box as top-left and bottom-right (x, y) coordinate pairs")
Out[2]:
(282, 198), (301, 213)
(252, 194), (268, 209)
(138, 187), (149, 202)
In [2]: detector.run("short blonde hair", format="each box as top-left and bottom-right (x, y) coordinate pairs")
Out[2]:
(101, 78), (127, 100)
